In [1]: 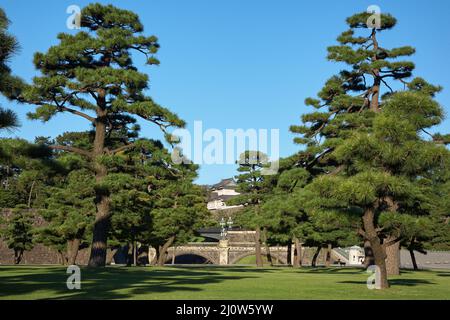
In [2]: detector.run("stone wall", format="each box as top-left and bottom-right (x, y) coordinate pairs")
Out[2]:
(0, 209), (93, 265)
(228, 230), (256, 243)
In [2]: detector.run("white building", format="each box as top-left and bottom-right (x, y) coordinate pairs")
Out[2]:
(348, 245), (365, 265)
(207, 179), (242, 211)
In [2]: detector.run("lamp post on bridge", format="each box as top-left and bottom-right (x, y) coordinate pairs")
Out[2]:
(220, 217), (233, 240)
(218, 217), (233, 265)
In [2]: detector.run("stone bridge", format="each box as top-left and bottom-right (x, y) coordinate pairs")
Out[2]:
(149, 231), (290, 265)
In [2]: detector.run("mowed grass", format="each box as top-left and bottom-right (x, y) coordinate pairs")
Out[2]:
(0, 266), (449, 300)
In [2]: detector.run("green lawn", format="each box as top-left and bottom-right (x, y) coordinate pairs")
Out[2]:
(0, 266), (449, 300)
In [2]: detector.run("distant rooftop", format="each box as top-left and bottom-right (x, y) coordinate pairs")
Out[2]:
(211, 178), (237, 190)
(208, 193), (237, 202)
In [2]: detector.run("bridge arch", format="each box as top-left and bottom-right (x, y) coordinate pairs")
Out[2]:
(230, 250), (288, 265)
(166, 250), (219, 265)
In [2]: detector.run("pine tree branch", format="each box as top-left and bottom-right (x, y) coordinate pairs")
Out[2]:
(130, 45), (150, 59)
(328, 164), (344, 176)
(383, 237), (401, 248)
(110, 143), (137, 154)
(21, 96), (95, 123)
(57, 105), (96, 122)
(357, 228), (367, 238)
(49, 92), (96, 123)
(138, 115), (175, 145)
(308, 110), (339, 141)
(49, 145), (92, 158)
(380, 77), (394, 93)
(306, 147), (335, 170)
(421, 128), (434, 139)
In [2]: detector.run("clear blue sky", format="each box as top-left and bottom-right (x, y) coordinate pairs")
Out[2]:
(1, 0), (449, 185)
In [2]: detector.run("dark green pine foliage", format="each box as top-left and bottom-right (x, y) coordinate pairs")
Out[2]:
(37, 163), (95, 265)
(108, 138), (171, 266)
(0, 138), (57, 209)
(0, 108), (18, 133)
(378, 137), (450, 258)
(0, 207), (34, 264)
(427, 173), (450, 250)
(21, 4), (184, 266)
(308, 91), (448, 288)
(0, 8), (23, 132)
(261, 157), (358, 267)
(289, 12), (443, 175)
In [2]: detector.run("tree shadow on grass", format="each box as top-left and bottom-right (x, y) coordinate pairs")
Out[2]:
(339, 278), (436, 287)
(436, 272), (450, 277)
(293, 267), (365, 275)
(205, 266), (276, 273)
(0, 266), (258, 300)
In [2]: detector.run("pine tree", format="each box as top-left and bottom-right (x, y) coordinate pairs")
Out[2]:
(0, 207), (34, 264)
(147, 159), (210, 266)
(291, 13), (448, 287)
(228, 151), (275, 267)
(0, 8), (23, 132)
(307, 91), (448, 288)
(289, 12), (427, 176)
(21, 4), (185, 267)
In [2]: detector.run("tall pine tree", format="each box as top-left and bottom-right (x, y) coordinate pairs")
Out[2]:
(21, 4), (184, 266)
(289, 11), (449, 288)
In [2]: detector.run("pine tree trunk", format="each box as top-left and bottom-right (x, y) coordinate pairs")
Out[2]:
(293, 237), (302, 267)
(88, 101), (111, 268)
(137, 245), (149, 266)
(370, 29), (381, 112)
(133, 241), (137, 266)
(262, 228), (273, 266)
(409, 249), (418, 270)
(362, 207), (389, 289)
(157, 236), (175, 267)
(150, 246), (159, 266)
(14, 249), (23, 265)
(385, 236), (400, 276)
(325, 243), (332, 267)
(27, 180), (36, 208)
(255, 227), (263, 267)
(156, 246), (165, 267)
(67, 238), (81, 265)
(171, 246), (176, 265)
(312, 246), (321, 267)
(371, 79), (381, 112)
(264, 243), (272, 265)
(286, 242), (292, 266)
(363, 240), (375, 268)
(126, 242), (133, 266)
(58, 250), (67, 265)
(88, 209), (109, 267)
(106, 247), (118, 265)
